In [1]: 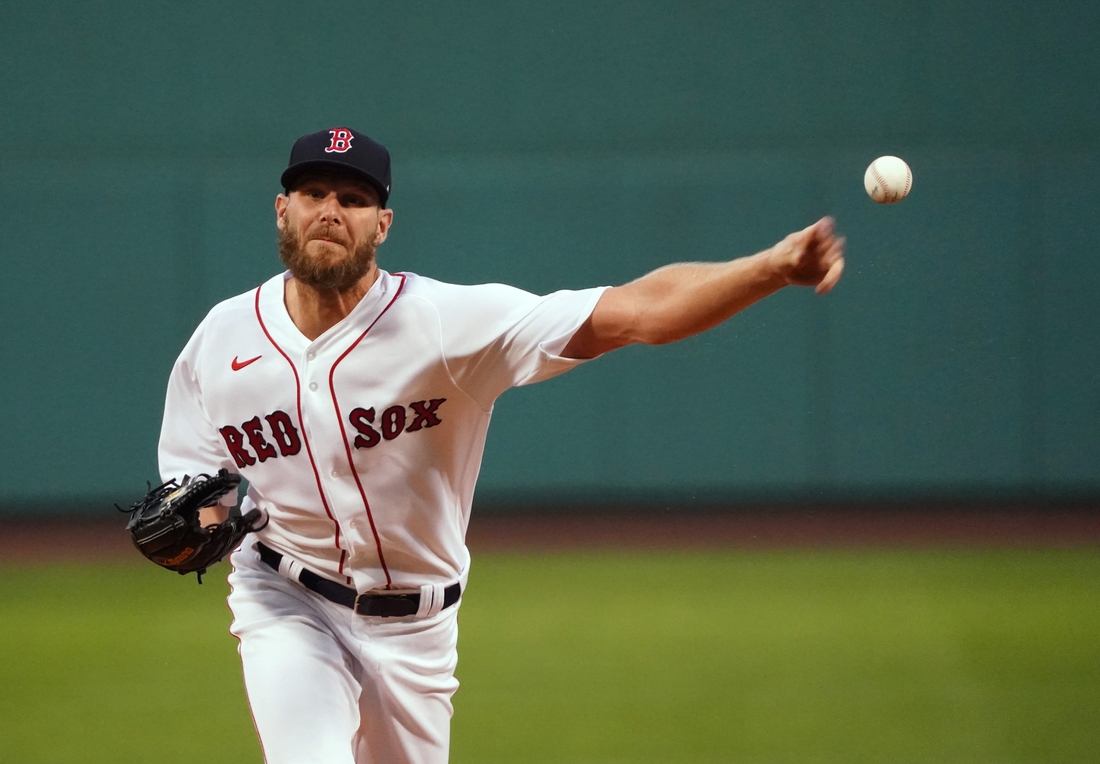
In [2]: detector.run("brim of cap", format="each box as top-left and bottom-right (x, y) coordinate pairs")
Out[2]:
(280, 160), (390, 206)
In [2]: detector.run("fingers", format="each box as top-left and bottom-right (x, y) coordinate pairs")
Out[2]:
(824, 235), (846, 266)
(801, 218), (839, 262)
(801, 216), (834, 239)
(812, 222), (844, 293)
(789, 217), (845, 293)
(814, 216), (835, 240)
(815, 257), (845, 294)
(812, 230), (845, 294)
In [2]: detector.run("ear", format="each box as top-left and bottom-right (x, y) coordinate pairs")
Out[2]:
(374, 208), (394, 245)
(275, 193), (289, 229)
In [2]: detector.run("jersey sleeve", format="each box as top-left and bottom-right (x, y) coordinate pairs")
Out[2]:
(435, 282), (609, 408)
(157, 326), (239, 505)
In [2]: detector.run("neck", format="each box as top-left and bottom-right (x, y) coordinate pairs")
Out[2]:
(284, 265), (380, 341)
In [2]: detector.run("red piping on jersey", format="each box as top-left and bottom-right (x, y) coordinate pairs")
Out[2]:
(253, 284), (350, 578)
(328, 272), (407, 589)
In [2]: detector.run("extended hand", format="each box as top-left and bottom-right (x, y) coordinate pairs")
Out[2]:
(770, 217), (846, 294)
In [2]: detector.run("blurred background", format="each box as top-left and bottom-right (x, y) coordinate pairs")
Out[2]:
(0, 2), (1097, 763)
(2, 0), (1098, 510)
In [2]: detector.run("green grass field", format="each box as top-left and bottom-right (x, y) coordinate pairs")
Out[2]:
(1, 549), (1098, 763)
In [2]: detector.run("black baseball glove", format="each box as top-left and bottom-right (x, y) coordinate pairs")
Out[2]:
(120, 469), (264, 583)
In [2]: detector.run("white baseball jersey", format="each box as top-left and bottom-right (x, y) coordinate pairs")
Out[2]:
(159, 269), (606, 593)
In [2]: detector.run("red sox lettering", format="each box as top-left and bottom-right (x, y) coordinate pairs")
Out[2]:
(218, 399), (447, 468)
(219, 410), (303, 468)
(348, 398), (447, 449)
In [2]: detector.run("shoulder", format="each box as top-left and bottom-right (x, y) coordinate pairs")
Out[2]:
(396, 272), (606, 329)
(397, 272), (539, 314)
(177, 274), (282, 364)
(200, 272), (284, 331)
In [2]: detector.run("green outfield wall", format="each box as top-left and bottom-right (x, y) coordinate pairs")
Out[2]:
(1, 1), (1097, 511)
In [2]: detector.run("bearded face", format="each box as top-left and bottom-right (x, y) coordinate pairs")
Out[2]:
(278, 213), (379, 292)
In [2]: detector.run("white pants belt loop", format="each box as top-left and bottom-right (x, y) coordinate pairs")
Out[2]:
(417, 582), (446, 618)
(278, 554), (306, 583)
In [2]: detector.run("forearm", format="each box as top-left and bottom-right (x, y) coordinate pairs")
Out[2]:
(618, 251), (786, 346)
(562, 217), (844, 359)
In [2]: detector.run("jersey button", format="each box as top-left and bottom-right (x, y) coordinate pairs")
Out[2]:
(308, 381), (318, 391)
(307, 350), (316, 361)
(330, 469), (339, 478)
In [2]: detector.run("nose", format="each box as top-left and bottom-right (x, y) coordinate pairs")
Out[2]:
(318, 194), (342, 225)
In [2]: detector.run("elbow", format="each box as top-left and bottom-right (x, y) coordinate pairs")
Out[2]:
(594, 292), (691, 349)
(640, 329), (687, 346)
(631, 305), (715, 346)
(631, 316), (688, 346)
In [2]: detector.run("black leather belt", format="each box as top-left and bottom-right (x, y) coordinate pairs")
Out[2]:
(257, 541), (461, 617)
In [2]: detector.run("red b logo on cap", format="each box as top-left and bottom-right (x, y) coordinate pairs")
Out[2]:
(325, 129), (354, 153)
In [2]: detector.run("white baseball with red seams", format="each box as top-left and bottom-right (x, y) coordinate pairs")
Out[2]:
(159, 268), (606, 763)
(864, 155), (913, 204)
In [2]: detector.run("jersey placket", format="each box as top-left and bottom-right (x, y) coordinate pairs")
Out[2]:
(296, 342), (360, 579)
(293, 274), (406, 591)
(326, 274), (407, 589)
(254, 284), (353, 580)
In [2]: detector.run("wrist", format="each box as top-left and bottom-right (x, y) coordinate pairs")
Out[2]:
(759, 247), (794, 287)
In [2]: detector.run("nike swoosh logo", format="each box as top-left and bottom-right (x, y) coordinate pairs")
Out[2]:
(232, 355), (262, 371)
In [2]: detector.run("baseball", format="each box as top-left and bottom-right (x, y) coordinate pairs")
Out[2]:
(864, 156), (913, 204)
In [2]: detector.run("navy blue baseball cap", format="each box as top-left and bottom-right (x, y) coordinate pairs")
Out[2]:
(281, 127), (392, 207)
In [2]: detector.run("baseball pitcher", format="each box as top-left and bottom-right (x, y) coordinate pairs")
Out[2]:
(134, 127), (843, 763)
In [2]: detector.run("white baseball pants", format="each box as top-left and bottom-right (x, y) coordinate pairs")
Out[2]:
(226, 540), (461, 764)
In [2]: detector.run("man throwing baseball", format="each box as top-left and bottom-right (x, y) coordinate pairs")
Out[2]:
(157, 127), (843, 764)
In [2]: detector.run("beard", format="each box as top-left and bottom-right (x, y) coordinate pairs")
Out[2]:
(278, 220), (377, 292)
